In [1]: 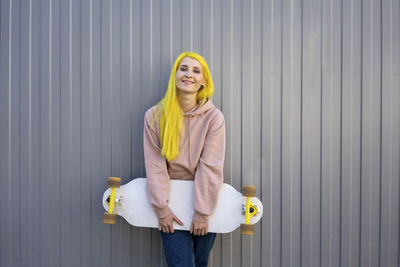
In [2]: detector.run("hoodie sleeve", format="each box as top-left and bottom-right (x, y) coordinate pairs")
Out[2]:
(143, 109), (172, 219)
(192, 110), (226, 223)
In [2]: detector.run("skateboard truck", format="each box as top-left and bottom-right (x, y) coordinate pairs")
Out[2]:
(107, 195), (124, 206)
(103, 177), (121, 224)
(240, 185), (257, 235)
(241, 203), (258, 216)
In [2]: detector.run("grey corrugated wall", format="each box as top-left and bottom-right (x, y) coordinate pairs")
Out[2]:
(1, 0), (399, 266)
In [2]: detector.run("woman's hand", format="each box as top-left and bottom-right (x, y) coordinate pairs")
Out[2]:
(158, 213), (184, 234)
(190, 221), (209, 236)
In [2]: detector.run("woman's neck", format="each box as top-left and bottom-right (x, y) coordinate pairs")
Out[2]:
(177, 91), (197, 113)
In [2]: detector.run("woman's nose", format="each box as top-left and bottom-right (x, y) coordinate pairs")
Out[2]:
(184, 70), (192, 77)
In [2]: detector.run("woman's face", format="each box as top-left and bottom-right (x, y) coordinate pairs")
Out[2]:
(175, 57), (205, 94)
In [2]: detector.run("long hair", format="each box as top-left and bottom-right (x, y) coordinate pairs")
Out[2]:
(157, 52), (214, 161)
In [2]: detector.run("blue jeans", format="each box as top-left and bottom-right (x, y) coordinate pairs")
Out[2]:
(160, 230), (216, 267)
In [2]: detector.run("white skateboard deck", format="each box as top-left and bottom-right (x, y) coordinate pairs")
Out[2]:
(102, 178), (263, 233)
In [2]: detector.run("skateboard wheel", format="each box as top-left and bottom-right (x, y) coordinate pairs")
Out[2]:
(242, 186), (256, 197)
(108, 177), (121, 188)
(240, 223), (254, 235)
(103, 213), (117, 224)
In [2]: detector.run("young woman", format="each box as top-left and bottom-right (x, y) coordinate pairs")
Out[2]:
(143, 52), (225, 266)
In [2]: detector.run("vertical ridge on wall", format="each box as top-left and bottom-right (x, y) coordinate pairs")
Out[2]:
(302, 0), (323, 266)
(20, 0), (29, 266)
(220, 0), (233, 266)
(341, 0), (362, 265)
(242, 0), (253, 266)
(0, 1), (16, 266)
(282, 0), (303, 266)
(0, 0), (6, 257)
(381, 0), (400, 266)
(20, 0), (33, 266)
(261, 0), (283, 266)
(361, 0), (382, 266)
(321, 0), (342, 266)
(81, 0), (97, 266)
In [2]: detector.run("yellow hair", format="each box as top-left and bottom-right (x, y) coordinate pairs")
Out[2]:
(157, 52), (214, 161)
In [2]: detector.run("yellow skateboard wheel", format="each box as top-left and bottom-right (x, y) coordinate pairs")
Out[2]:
(242, 185), (256, 197)
(103, 213), (117, 224)
(108, 177), (121, 188)
(240, 223), (254, 235)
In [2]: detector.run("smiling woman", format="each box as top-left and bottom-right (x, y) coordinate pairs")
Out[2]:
(143, 52), (225, 267)
(175, 57), (205, 97)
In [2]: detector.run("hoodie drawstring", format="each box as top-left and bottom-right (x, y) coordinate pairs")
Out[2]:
(189, 114), (192, 166)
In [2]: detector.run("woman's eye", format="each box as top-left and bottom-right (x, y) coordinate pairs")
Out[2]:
(194, 70), (200, 74)
(180, 67), (187, 71)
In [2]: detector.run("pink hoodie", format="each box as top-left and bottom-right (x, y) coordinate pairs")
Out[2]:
(143, 99), (225, 223)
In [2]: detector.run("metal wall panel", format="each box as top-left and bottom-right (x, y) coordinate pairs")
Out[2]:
(1, 0), (399, 266)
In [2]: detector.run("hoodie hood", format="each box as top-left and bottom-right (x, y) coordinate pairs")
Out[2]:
(183, 99), (214, 117)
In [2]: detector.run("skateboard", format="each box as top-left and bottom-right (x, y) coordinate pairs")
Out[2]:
(102, 177), (263, 235)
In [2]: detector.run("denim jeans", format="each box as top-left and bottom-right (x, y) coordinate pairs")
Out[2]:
(160, 230), (216, 267)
